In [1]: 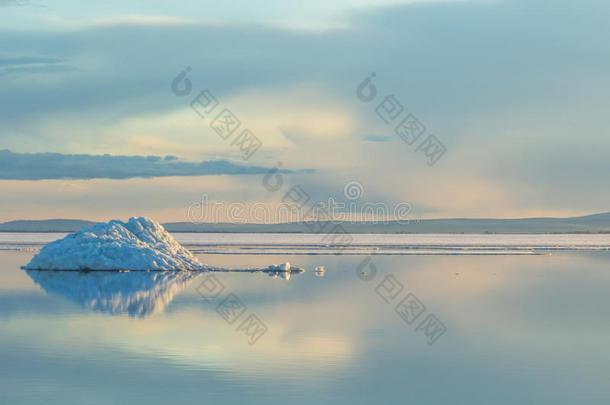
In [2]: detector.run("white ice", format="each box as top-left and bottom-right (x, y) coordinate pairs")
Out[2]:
(25, 217), (209, 270)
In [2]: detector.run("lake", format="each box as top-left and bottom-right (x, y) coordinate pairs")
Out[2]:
(1, 233), (610, 404)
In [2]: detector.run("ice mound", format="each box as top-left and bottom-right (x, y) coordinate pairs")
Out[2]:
(25, 217), (204, 271)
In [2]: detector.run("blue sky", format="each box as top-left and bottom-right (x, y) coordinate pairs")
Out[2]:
(0, 0), (609, 221)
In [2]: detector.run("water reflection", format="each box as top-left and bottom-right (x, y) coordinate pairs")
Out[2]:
(25, 270), (200, 318)
(25, 268), (305, 318)
(4, 252), (610, 404)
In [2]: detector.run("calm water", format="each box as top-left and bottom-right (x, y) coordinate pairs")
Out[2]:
(2, 240), (610, 404)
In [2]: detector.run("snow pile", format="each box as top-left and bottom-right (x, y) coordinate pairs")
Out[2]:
(26, 269), (199, 317)
(25, 217), (204, 270)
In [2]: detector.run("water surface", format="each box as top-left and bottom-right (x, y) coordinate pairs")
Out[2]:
(1, 236), (610, 404)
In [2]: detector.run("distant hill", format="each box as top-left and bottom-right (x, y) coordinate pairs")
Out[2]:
(164, 212), (610, 233)
(2, 213), (610, 233)
(0, 219), (95, 232)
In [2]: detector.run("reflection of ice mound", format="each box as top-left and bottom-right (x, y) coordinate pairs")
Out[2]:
(26, 270), (199, 318)
(25, 217), (203, 270)
(266, 270), (292, 280)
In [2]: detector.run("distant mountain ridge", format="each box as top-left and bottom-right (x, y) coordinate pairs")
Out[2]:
(2, 212), (610, 233)
(0, 219), (96, 232)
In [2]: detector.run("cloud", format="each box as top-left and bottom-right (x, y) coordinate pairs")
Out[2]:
(0, 64), (78, 76)
(0, 0), (488, 30)
(0, 0), (28, 6)
(0, 56), (75, 76)
(90, 15), (197, 27)
(1, 0), (609, 218)
(0, 150), (287, 180)
(0, 57), (62, 66)
(363, 135), (391, 142)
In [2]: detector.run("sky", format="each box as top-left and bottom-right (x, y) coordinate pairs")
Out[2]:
(0, 0), (609, 222)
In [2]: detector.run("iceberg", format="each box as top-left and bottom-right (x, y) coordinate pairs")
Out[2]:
(24, 217), (207, 271)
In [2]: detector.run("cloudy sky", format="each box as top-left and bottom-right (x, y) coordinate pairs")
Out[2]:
(0, 0), (608, 222)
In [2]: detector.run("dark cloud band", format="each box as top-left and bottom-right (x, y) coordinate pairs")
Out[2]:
(0, 150), (285, 180)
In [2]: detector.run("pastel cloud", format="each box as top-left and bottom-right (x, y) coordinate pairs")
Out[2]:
(0, 0), (609, 219)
